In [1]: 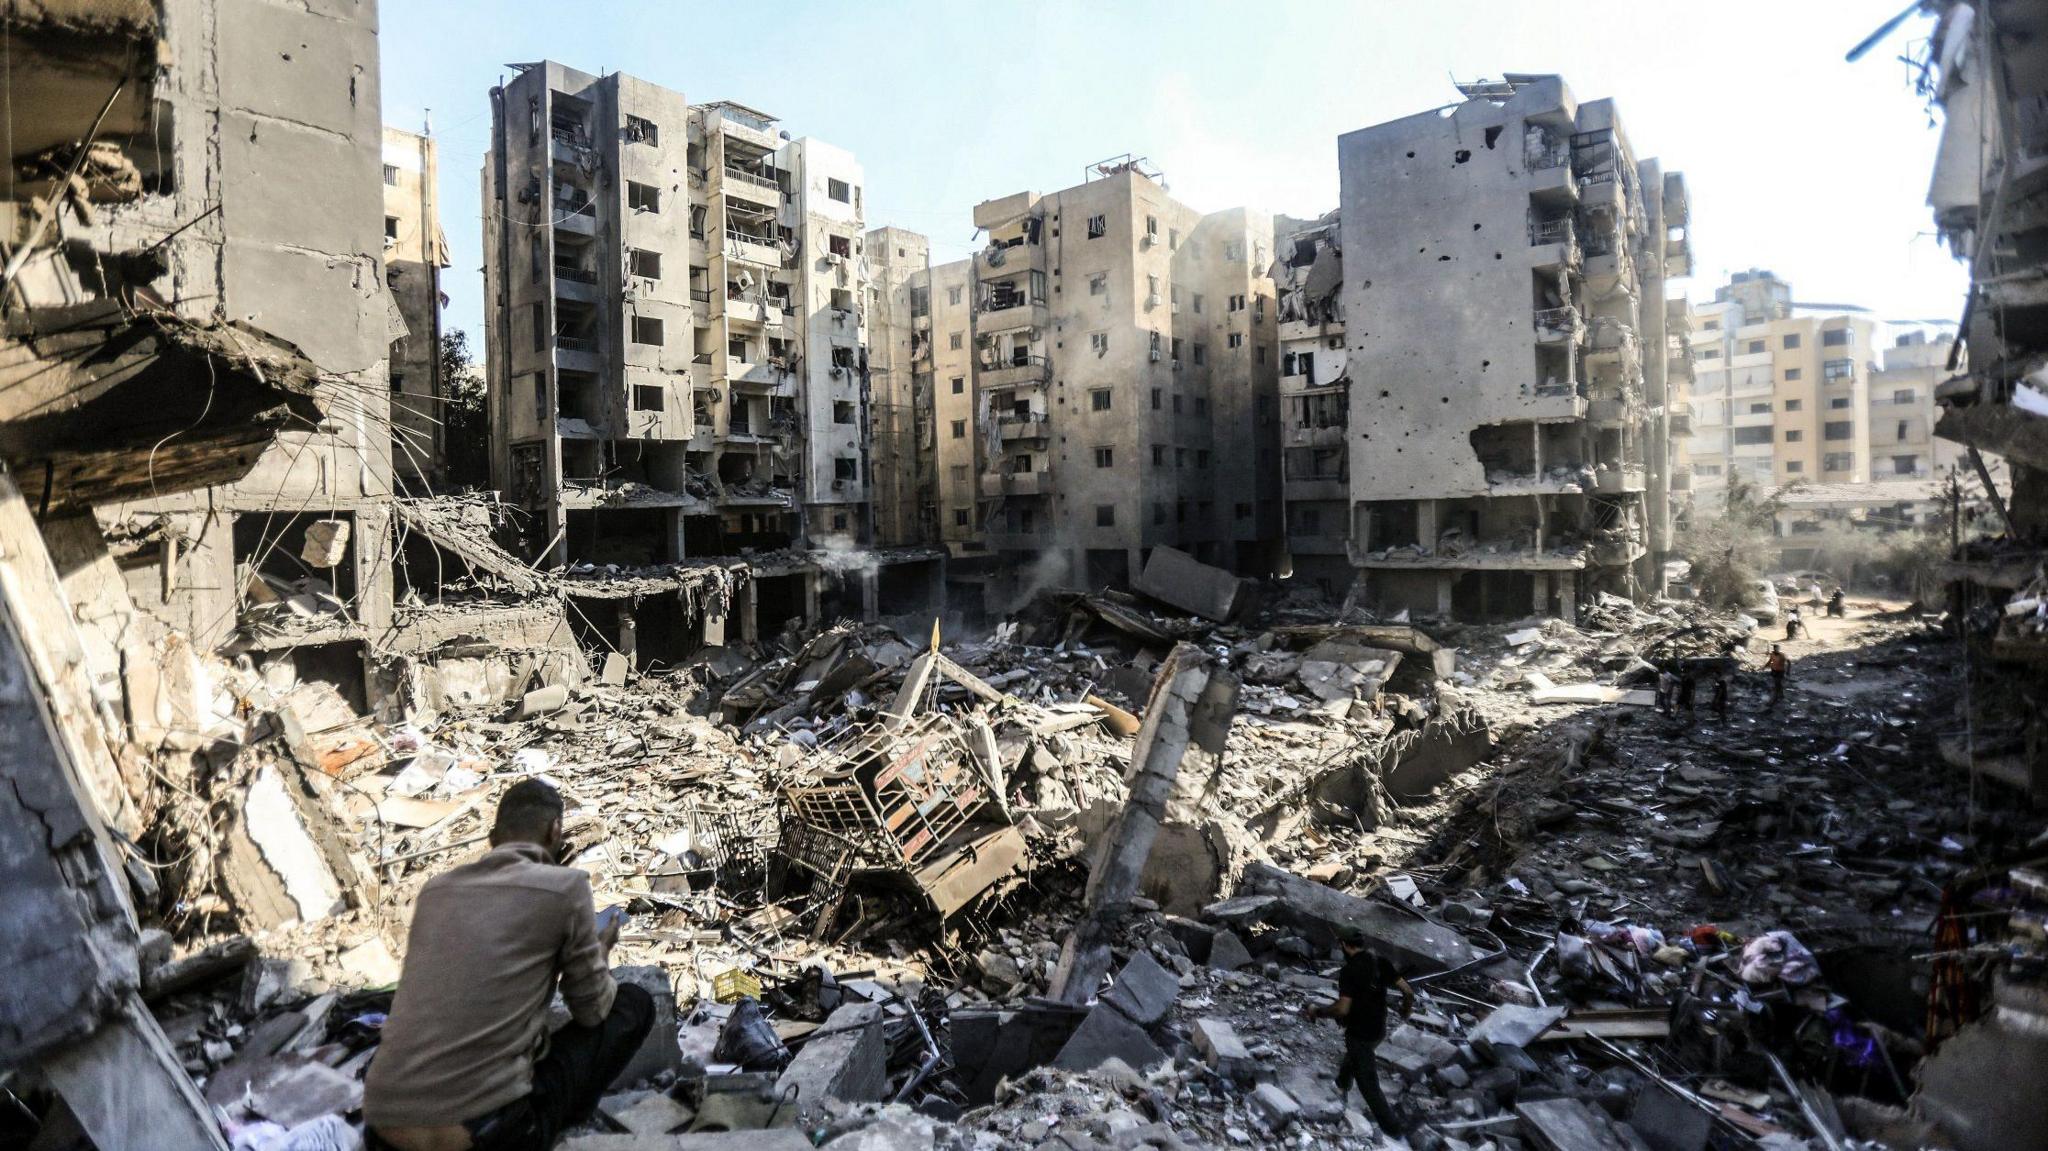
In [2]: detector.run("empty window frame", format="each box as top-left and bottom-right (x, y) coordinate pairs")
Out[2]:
(1093, 446), (1114, 468)
(1087, 214), (1107, 238)
(631, 316), (664, 345)
(632, 384), (663, 411)
(1089, 388), (1112, 412)
(628, 249), (662, 279)
(828, 177), (851, 202)
(628, 181), (661, 212)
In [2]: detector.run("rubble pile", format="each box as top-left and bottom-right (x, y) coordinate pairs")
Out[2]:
(53, 557), (2048, 1151)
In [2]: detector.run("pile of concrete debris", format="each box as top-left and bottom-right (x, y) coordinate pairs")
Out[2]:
(59, 542), (2048, 1151)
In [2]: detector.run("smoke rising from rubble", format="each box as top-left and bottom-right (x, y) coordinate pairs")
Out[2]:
(810, 535), (880, 575)
(1014, 542), (1070, 604)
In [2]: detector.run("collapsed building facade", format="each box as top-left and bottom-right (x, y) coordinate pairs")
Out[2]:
(1921, 0), (2048, 799)
(1308, 75), (1691, 622)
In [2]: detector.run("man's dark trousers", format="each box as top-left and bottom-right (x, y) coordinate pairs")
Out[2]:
(1334, 1029), (1401, 1135)
(370, 983), (655, 1151)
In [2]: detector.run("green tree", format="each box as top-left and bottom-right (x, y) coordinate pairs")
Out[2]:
(440, 329), (490, 488)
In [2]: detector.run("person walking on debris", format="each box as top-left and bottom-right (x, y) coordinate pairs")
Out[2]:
(1827, 588), (1846, 618)
(1304, 925), (1414, 1136)
(1677, 666), (1697, 720)
(1656, 664), (1679, 717)
(1766, 644), (1790, 709)
(364, 780), (654, 1151)
(1711, 674), (1730, 720)
(1785, 606), (1804, 642)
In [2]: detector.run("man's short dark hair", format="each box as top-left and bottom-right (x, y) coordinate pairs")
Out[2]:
(492, 779), (564, 845)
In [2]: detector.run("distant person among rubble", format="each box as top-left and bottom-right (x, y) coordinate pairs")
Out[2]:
(1655, 665), (1679, 716)
(1785, 607), (1805, 642)
(1766, 644), (1790, 709)
(364, 779), (653, 1151)
(1677, 667), (1697, 719)
(1711, 674), (1730, 720)
(1827, 589), (1846, 618)
(1304, 925), (1414, 1136)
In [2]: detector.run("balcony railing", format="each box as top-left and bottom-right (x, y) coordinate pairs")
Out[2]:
(1533, 306), (1581, 340)
(727, 228), (779, 250)
(1529, 218), (1575, 246)
(554, 263), (597, 285)
(723, 165), (779, 191)
(556, 335), (596, 353)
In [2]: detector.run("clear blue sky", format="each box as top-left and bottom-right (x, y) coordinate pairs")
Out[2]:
(382, 0), (1966, 351)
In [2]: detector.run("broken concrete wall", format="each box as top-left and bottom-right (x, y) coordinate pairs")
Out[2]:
(83, 0), (394, 663)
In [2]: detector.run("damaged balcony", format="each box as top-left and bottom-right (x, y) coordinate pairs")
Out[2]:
(703, 101), (781, 153)
(0, 307), (326, 512)
(716, 162), (782, 211)
(995, 412), (1049, 442)
(725, 227), (785, 269)
(1664, 226), (1694, 278)
(1532, 305), (1584, 345)
(1528, 217), (1581, 274)
(980, 469), (1049, 498)
(981, 352), (1050, 395)
(976, 272), (1049, 336)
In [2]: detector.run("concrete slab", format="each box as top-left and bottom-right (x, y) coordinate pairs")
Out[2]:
(1236, 863), (1483, 973)
(1467, 1004), (1566, 1054)
(561, 1132), (813, 1151)
(1132, 546), (1248, 622)
(1191, 1018), (1255, 1081)
(1101, 951), (1178, 1028)
(1249, 1082), (1301, 1127)
(1207, 929), (1253, 972)
(1052, 1003), (1166, 1073)
(775, 1001), (886, 1111)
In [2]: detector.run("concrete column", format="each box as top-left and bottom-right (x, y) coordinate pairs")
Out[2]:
(861, 570), (879, 623)
(1435, 574), (1454, 617)
(1560, 571), (1579, 624)
(803, 571), (822, 627)
(665, 509), (687, 563)
(616, 602), (639, 670)
(736, 580), (759, 646)
(1535, 573), (1549, 616)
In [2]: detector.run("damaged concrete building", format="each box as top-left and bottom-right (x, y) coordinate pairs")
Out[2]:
(483, 64), (895, 565)
(1272, 210), (1351, 599)
(1327, 74), (1691, 622)
(382, 124), (451, 491)
(1921, 0), (2048, 801)
(896, 158), (1283, 609)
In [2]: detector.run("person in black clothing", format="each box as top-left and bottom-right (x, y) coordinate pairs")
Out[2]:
(1711, 675), (1730, 720)
(1304, 925), (1414, 1136)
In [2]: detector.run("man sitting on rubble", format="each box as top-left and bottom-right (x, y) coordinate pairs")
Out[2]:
(1305, 925), (1414, 1136)
(364, 780), (653, 1151)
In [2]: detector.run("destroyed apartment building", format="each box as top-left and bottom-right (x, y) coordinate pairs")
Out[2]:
(1290, 74), (1693, 623)
(481, 61), (946, 652)
(4, 6), (2048, 1151)
(1921, 0), (2048, 799)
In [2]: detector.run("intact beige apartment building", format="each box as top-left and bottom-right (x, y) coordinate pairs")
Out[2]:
(1686, 270), (1881, 503)
(904, 159), (1281, 604)
(383, 126), (449, 491)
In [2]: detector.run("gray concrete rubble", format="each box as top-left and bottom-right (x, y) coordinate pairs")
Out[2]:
(0, 9), (2043, 1151)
